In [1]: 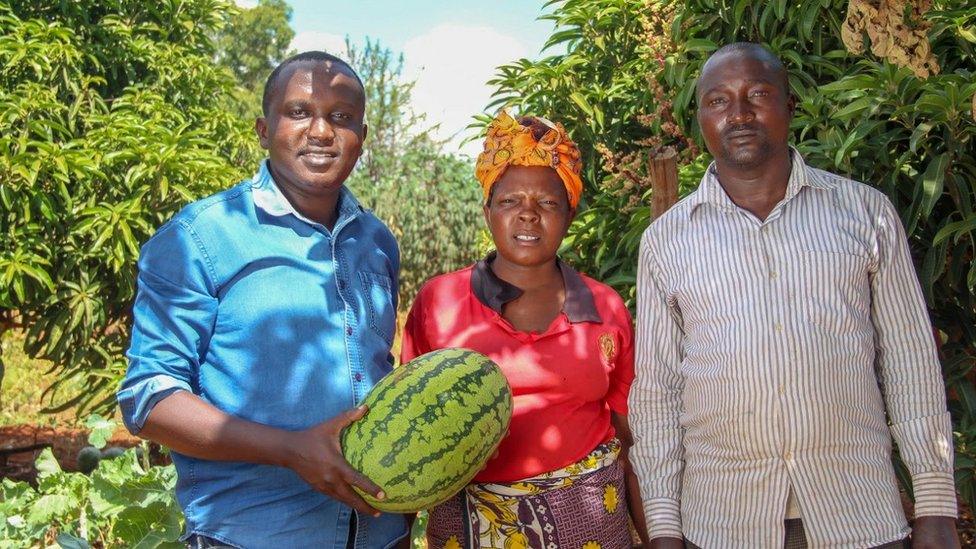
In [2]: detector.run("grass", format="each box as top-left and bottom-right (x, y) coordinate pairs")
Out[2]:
(0, 330), (85, 427)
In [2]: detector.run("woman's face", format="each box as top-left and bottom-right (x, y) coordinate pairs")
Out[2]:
(484, 165), (575, 269)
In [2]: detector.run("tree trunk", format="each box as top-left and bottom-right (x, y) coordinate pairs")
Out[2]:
(649, 147), (679, 219)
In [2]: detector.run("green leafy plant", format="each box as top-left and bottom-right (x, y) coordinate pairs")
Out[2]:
(0, 417), (180, 548)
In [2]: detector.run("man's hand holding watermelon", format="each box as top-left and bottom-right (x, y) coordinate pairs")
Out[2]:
(281, 405), (385, 516)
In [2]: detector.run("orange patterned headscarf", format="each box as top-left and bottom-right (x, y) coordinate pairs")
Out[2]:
(475, 110), (583, 208)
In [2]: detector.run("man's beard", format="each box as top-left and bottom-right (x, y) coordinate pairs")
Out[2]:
(718, 126), (773, 169)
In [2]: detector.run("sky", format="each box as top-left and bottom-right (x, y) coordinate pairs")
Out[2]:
(236, 1), (555, 156)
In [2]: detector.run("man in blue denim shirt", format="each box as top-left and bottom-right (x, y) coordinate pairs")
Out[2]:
(117, 51), (409, 548)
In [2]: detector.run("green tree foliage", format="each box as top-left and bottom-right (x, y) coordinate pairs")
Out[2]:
(490, 0), (976, 509)
(216, 0), (294, 91)
(487, 0), (653, 188)
(0, 0), (261, 415)
(345, 40), (483, 303)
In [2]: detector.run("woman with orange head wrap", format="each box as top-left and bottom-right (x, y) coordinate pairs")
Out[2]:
(475, 110), (584, 208)
(401, 111), (649, 548)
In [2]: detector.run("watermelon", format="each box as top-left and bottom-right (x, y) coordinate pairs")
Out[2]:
(76, 446), (101, 474)
(341, 348), (513, 513)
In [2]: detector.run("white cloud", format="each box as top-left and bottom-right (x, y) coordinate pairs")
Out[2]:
(290, 31), (349, 60)
(402, 24), (530, 157)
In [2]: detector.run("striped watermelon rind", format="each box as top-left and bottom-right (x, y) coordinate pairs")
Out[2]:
(341, 348), (513, 513)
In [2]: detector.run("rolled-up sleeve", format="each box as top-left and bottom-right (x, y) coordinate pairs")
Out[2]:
(118, 220), (218, 434)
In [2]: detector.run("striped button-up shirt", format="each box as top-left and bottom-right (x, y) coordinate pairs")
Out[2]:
(630, 150), (956, 548)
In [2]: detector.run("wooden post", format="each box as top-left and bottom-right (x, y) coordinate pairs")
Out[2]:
(649, 146), (679, 219)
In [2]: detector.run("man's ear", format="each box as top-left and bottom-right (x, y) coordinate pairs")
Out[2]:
(787, 94), (797, 117)
(358, 123), (368, 158)
(255, 117), (270, 150)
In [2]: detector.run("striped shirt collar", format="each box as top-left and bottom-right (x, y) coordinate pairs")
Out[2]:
(471, 252), (602, 324)
(250, 159), (363, 225)
(688, 147), (836, 218)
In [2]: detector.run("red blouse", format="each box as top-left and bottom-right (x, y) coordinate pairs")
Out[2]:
(400, 257), (635, 482)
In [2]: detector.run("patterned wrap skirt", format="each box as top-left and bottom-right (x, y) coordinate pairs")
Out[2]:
(426, 439), (631, 549)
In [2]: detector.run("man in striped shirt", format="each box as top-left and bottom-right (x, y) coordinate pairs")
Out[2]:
(630, 43), (959, 548)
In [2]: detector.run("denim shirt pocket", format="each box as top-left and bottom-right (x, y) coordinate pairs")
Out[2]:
(359, 271), (395, 343)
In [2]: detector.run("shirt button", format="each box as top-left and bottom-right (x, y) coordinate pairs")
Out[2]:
(774, 323), (783, 332)
(778, 384), (785, 395)
(346, 326), (353, 336)
(354, 372), (363, 382)
(785, 451), (794, 461)
(770, 270), (779, 279)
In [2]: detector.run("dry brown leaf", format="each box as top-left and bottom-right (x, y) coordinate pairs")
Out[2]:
(841, 0), (940, 78)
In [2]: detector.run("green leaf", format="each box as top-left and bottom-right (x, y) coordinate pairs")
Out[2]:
(919, 154), (949, 220)
(6, 514), (26, 529)
(34, 448), (62, 479)
(568, 92), (593, 116)
(958, 382), (976, 417)
(774, 0), (788, 19)
(27, 494), (73, 524)
(832, 97), (874, 121)
(933, 216), (976, 246)
(113, 500), (183, 547)
(909, 122), (934, 155)
(85, 414), (117, 450)
(684, 38), (717, 53)
(920, 237), (947, 306)
(819, 75), (876, 93)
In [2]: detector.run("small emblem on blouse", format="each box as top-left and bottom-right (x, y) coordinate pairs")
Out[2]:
(599, 333), (616, 362)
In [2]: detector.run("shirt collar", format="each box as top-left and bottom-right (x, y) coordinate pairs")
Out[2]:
(251, 159), (363, 225)
(470, 252), (602, 324)
(687, 147), (835, 218)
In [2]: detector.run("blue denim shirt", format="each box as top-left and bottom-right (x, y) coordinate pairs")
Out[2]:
(118, 161), (408, 548)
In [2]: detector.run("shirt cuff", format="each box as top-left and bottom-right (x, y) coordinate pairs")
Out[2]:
(117, 374), (192, 434)
(912, 471), (958, 518)
(644, 497), (683, 540)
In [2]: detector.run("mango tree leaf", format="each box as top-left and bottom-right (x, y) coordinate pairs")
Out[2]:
(683, 38), (717, 53)
(932, 214), (976, 246)
(919, 153), (949, 220)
